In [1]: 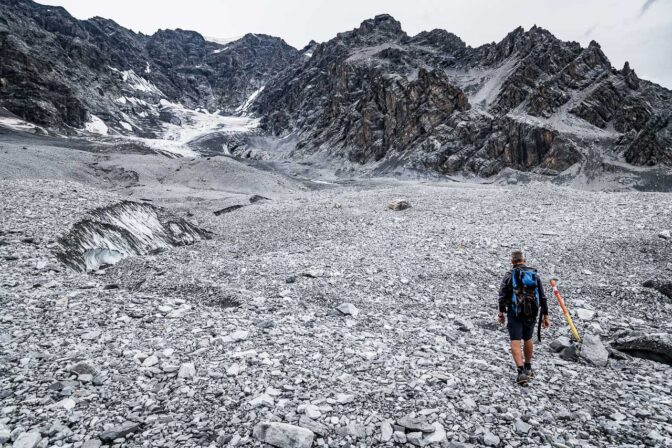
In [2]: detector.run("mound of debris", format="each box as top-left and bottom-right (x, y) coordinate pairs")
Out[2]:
(55, 201), (211, 271)
(612, 333), (672, 365)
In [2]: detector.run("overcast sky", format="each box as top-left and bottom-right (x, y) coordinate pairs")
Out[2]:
(38, 0), (672, 88)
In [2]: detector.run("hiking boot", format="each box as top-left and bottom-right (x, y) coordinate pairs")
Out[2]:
(525, 367), (535, 379)
(516, 371), (528, 385)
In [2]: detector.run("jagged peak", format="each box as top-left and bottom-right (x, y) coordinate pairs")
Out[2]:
(588, 39), (601, 49)
(411, 29), (466, 50)
(358, 14), (403, 33)
(344, 14), (405, 40)
(622, 61), (640, 89)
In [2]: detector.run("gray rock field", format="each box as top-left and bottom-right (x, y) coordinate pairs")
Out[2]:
(1, 135), (672, 447)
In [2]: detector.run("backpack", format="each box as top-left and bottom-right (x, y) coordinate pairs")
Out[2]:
(511, 267), (540, 320)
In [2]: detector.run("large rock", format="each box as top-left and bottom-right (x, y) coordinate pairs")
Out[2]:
(298, 416), (329, 437)
(336, 303), (359, 317)
(177, 363), (196, 379)
(12, 432), (42, 448)
(99, 421), (141, 443)
(579, 334), (609, 367)
(397, 415), (435, 433)
(252, 422), (314, 448)
(575, 308), (596, 321)
(643, 279), (672, 300)
(560, 344), (579, 361)
(550, 336), (572, 353)
(421, 422), (447, 445)
(612, 333), (672, 365)
(380, 421), (393, 442)
(388, 200), (411, 211)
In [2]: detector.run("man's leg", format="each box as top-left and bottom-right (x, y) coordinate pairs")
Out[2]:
(510, 340), (524, 367)
(523, 339), (534, 364)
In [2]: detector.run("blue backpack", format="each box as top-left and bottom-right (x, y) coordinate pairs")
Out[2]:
(511, 267), (540, 319)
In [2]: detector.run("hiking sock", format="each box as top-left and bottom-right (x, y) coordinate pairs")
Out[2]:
(517, 366), (524, 374)
(524, 363), (531, 371)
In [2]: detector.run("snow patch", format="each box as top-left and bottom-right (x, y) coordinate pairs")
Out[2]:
(110, 67), (163, 96)
(119, 121), (133, 131)
(0, 116), (45, 133)
(347, 43), (405, 62)
(56, 201), (211, 272)
(126, 101), (260, 158)
(205, 35), (244, 46)
(84, 115), (109, 135)
(466, 58), (520, 107)
(235, 86), (265, 113)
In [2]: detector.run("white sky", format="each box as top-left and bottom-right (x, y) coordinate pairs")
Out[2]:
(38, 0), (672, 88)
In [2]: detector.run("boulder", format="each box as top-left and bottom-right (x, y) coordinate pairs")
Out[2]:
(550, 336), (572, 353)
(575, 308), (595, 320)
(388, 199), (411, 211)
(99, 421), (141, 443)
(397, 415), (434, 433)
(454, 317), (475, 332)
(514, 419), (531, 434)
(421, 422), (447, 445)
(483, 431), (501, 446)
(560, 344), (579, 361)
(643, 279), (672, 300)
(298, 416), (329, 437)
(12, 432), (42, 448)
(177, 362), (196, 379)
(70, 361), (97, 376)
(336, 303), (359, 317)
(579, 334), (609, 367)
(380, 421), (393, 442)
(253, 422), (314, 448)
(612, 333), (672, 365)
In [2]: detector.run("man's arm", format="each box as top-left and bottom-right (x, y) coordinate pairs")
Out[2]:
(498, 271), (512, 313)
(537, 275), (549, 316)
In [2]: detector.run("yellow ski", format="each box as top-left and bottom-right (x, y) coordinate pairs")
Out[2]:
(550, 279), (581, 342)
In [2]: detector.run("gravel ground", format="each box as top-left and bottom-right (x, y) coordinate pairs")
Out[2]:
(1, 143), (672, 447)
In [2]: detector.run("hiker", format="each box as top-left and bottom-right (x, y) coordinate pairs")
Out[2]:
(498, 250), (550, 385)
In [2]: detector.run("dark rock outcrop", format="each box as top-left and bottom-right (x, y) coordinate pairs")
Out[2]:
(254, 15), (672, 176)
(612, 333), (672, 365)
(643, 278), (672, 300)
(0, 0), (299, 135)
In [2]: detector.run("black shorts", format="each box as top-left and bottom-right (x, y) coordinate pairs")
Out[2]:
(507, 312), (536, 341)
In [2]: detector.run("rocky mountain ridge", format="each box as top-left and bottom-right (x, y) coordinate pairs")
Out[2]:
(254, 15), (672, 177)
(0, 2), (671, 180)
(0, 0), (299, 136)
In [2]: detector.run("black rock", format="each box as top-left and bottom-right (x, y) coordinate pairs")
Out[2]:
(643, 279), (672, 300)
(0, 0), (300, 134)
(254, 16), (672, 176)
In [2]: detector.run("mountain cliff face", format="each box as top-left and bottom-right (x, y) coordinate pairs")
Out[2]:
(1, 2), (670, 178)
(254, 15), (672, 176)
(0, 0), (299, 136)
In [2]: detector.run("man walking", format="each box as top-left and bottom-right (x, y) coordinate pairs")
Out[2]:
(498, 250), (550, 385)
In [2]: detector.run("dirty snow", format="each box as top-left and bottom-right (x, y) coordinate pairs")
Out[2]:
(0, 116), (46, 133)
(235, 86), (265, 113)
(83, 115), (109, 135)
